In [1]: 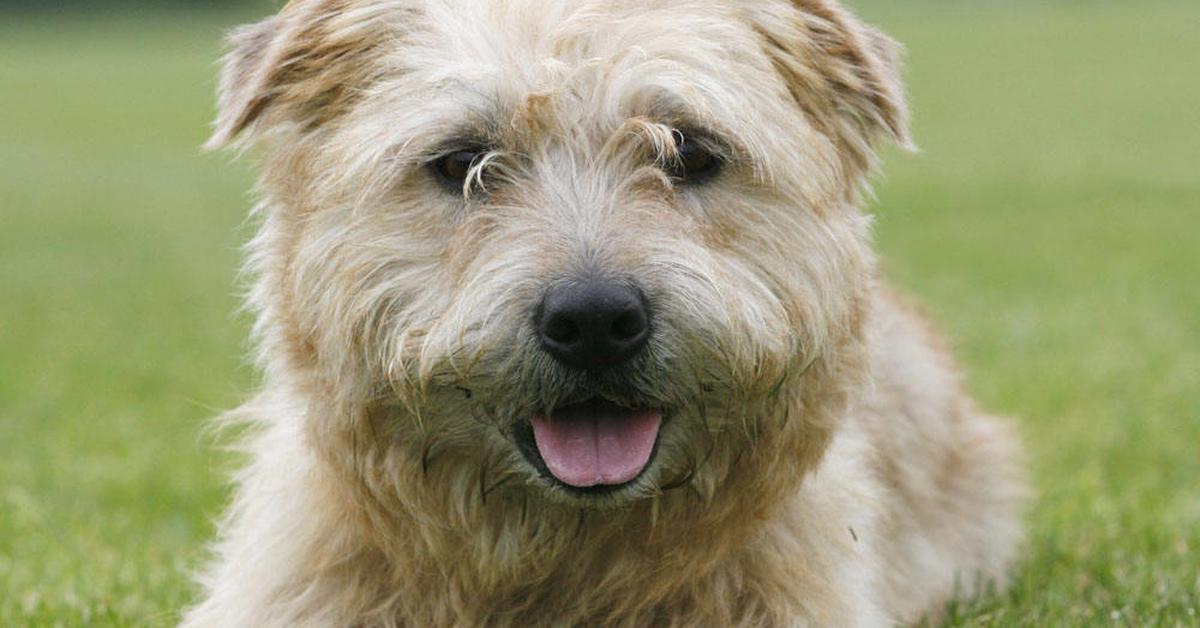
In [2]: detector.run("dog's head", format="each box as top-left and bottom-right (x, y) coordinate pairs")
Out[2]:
(213, 0), (908, 510)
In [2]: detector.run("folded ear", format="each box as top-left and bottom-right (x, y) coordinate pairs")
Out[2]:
(206, 0), (396, 150)
(206, 15), (284, 149)
(750, 0), (913, 176)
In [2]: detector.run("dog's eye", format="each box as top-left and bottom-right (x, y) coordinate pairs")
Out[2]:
(668, 133), (722, 184)
(431, 150), (481, 189)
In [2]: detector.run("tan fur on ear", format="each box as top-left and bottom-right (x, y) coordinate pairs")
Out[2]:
(206, 0), (400, 150)
(207, 16), (284, 149)
(749, 0), (914, 177)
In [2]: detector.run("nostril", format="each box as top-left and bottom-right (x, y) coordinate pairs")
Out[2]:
(544, 315), (579, 344)
(611, 310), (646, 341)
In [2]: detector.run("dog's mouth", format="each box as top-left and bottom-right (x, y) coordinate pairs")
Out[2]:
(516, 398), (663, 493)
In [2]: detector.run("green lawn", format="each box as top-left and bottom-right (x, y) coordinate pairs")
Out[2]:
(1, 2), (1197, 625)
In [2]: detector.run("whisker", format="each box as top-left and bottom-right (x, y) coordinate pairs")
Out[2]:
(660, 466), (695, 492)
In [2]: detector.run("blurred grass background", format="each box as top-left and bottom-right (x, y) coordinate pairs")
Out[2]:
(1, 1), (1197, 625)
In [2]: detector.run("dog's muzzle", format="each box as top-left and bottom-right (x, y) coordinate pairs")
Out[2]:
(522, 279), (663, 492)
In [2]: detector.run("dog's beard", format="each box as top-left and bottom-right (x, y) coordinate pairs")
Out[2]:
(381, 332), (743, 505)
(369, 280), (805, 509)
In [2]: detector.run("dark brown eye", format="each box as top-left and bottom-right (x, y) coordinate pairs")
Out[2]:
(431, 149), (481, 189)
(669, 132), (722, 183)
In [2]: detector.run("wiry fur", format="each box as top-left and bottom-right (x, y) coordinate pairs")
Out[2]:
(185, 0), (1026, 625)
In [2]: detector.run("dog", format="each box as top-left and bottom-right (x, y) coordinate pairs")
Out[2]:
(183, 0), (1026, 625)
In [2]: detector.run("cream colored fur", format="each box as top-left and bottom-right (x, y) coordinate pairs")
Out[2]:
(184, 0), (1026, 625)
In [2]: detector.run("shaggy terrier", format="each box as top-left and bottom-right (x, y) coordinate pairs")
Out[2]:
(185, 0), (1026, 625)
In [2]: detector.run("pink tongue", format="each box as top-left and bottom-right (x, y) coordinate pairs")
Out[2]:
(530, 400), (662, 488)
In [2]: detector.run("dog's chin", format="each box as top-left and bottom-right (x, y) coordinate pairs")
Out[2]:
(512, 397), (666, 504)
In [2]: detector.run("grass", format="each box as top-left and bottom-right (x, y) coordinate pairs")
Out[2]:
(1, 2), (1197, 625)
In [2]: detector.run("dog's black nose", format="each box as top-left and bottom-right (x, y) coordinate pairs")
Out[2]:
(537, 281), (650, 370)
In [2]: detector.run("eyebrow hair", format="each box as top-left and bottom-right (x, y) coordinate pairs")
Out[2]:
(367, 74), (762, 189)
(625, 89), (756, 167)
(599, 116), (733, 168)
(371, 93), (502, 168)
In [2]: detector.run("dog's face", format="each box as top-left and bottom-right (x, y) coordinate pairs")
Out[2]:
(214, 0), (908, 508)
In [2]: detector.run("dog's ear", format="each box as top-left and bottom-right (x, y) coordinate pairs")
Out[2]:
(749, 0), (913, 174)
(207, 16), (283, 149)
(206, 0), (396, 150)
